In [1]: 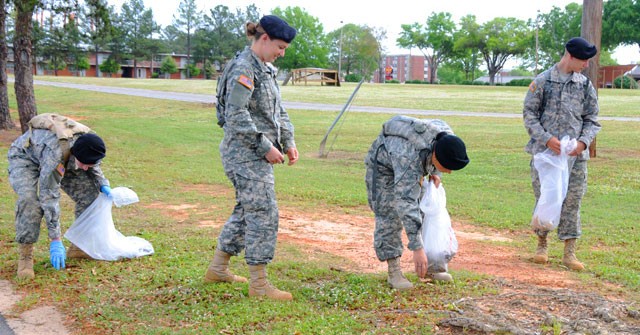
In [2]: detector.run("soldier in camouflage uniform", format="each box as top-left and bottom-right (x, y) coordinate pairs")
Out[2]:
(204, 15), (297, 301)
(365, 115), (469, 290)
(8, 114), (111, 279)
(523, 37), (602, 271)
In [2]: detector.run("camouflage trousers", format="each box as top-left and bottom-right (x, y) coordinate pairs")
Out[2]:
(217, 171), (279, 265)
(9, 155), (99, 244)
(365, 162), (407, 262)
(531, 158), (587, 240)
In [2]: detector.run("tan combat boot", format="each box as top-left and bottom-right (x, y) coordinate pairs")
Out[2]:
(204, 249), (248, 283)
(428, 272), (454, 283)
(248, 264), (292, 301)
(67, 243), (92, 259)
(17, 243), (35, 279)
(386, 257), (413, 290)
(533, 233), (549, 264)
(563, 239), (585, 271)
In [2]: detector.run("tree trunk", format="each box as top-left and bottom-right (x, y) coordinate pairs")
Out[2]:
(0, 0), (14, 130)
(14, 0), (39, 133)
(581, 0), (603, 157)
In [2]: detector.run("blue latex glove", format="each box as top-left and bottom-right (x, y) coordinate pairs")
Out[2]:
(49, 240), (66, 270)
(100, 185), (112, 197)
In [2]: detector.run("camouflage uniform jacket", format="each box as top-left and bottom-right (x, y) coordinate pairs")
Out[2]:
(218, 47), (296, 171)
(9, 129), (109, 239)
(366, 118), (453, 251)
(523, 64), (602, 160)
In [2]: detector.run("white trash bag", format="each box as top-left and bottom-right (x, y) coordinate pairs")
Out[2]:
(420, 180), (458, 273)
(64, 187), (154, 261)
(531, 136), (577, 232)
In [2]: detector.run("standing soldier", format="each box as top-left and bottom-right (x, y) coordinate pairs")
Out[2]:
(204, 15), (298, 300)
(523, 37), (602, 271)
(8, 113), (111, 279)
(365, 115), (469, 290)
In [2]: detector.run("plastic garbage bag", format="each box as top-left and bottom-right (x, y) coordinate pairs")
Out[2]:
(531, 136), (577, 232)
(420, 180), (458, 273)
(64, 187), (154, 261)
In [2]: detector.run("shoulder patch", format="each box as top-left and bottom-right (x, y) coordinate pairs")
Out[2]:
(56, 163), (65, 176)
(528, 81), (537, 93)
(237, 74), (254, 90)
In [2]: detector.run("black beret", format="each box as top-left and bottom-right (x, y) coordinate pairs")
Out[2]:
(71, 133), (106, 164)
(260, 15), (296, 43)
(434, 133), (469, 171)
(565, 37), (597, 60)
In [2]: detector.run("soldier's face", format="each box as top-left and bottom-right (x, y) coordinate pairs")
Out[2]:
(257, 34), (289, 62)
(432, 152), (452, 174)
(75, 158), (95, 171)
(569, 55), (590, 72)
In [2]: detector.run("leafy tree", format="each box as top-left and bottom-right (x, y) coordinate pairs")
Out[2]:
(613, 74), (639, 88)
(397, 12), (456, 83)
(603, 0), (640, 53)
(172, 0), (202, 78)
(160, 55), (178, 78)
(13, 0), (39, 132)
(85, 0), (112, 77)
(329, 23), (380, 80)
(535, 3), (582, 69)
(120, 0), (156, 78)
(105, 5), (127, 65)
(272, 6), (329, 73)
(0, 0), (13, 130)
(186, 63), (200, 77)
(198, 4), (258, 72)
(451, 14), (482, 81)
(474, 17), (531, 85)
(99, 57), (120, 76)
(76, 55), (90, 74)
(39, 13), (67, 76)
(161, 25), (186, 54)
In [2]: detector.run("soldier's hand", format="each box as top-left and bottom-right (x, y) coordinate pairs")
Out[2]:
(429, 175), (442, 188)
(546, 137), (561, 154)
(265, 146), (284, 164)
(413, 249), (428, 278)
(286, 147), (299, 166)
(49, 239), (66, 270)
(568, 141), (586, 156)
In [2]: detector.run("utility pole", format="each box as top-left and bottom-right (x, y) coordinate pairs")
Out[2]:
(338, 21), (343, 83)
(581, 0), (603, 157)
(535, 10), (540, 75)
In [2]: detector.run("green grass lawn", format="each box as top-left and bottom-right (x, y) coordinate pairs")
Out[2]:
(0, 79), (638, 334)
(31, 75), (640, 117)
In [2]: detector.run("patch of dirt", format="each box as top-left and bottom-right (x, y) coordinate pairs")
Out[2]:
(167, 183), (639, 333)
(5, 180), (637, 334)
(0, 280), (70, 335)
(0, 121), (21, 146)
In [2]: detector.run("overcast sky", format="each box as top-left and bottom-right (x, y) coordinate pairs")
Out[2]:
(107, 0), (639, 65)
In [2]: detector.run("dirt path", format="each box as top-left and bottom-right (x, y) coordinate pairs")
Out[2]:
(274, 208), (639, 334)
(0, 280), (70, 335)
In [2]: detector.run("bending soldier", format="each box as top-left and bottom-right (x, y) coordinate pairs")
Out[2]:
(8, 114), (111, 279)
(365, 115), (469, 289)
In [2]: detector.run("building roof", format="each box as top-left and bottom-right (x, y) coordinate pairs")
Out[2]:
(625, 65), (640, 79)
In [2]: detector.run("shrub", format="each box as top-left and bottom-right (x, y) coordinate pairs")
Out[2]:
(506, 78), (533, 86)
(613, 75), (638, 89)
(345, 73), (363, 82)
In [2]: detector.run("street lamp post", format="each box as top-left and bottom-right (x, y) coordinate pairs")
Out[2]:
(535, 10), (540, 75)
(338, 21), (343, 82)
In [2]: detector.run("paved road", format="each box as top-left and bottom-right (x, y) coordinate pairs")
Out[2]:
(33, 80), (640, 122)
(0, 314), (15, 335)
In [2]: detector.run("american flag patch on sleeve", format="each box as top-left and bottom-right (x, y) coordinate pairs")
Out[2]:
(238, 74), (254, 90)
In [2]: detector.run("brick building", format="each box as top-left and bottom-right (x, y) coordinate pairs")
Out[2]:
(375, 54), (428, 83)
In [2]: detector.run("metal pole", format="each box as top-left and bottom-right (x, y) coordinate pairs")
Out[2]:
(318, 78), (365, 158)
(338, 21), (343, 82)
